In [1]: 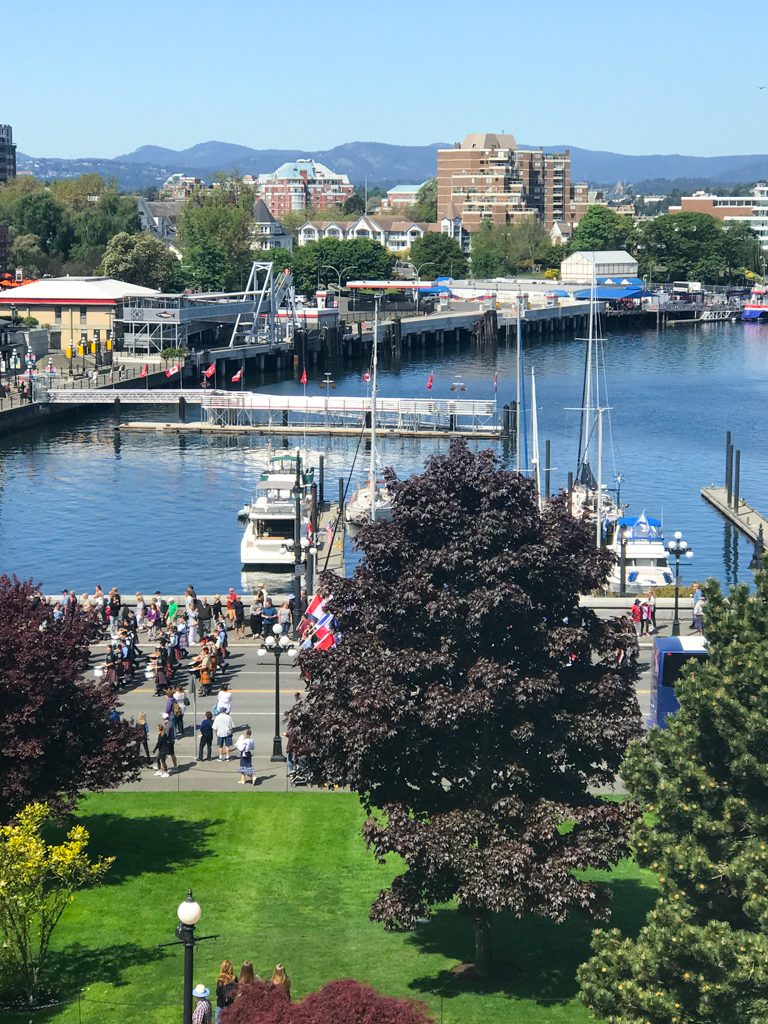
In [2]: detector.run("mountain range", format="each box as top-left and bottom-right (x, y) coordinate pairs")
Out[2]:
(16, 140), (768, 193)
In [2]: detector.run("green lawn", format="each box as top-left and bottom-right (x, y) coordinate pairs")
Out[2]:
(10, 794), (658, 1024)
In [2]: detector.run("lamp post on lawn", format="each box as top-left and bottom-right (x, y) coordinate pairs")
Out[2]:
(415, 262), (436, 315)
(667, 530), (694, 636)
(257, 624), (297, 761)
(619, 526), (631, 597)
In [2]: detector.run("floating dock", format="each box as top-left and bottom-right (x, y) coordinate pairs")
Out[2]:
(118, 421), (502, 440)
(701, 486), (768, 542)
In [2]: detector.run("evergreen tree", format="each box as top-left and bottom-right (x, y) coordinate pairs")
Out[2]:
(286, 441), (641, 972)
(579, 575), (768, 1023)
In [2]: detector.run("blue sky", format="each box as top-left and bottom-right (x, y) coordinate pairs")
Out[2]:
(8, 0), (767, 158)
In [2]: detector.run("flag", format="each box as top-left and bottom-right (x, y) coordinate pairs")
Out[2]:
(315, 631), (335, 651)
(362, 371), (371, 383)
(633, 512), (651, 538)
(493, 371), (498, 393)
(300, 368), (307, 385)
(203, 362), (216, 379)
(232, 368), (243, 383)
(139, 364), (149, 378)
(325, 520), (335, 544)
(165, 362), (180, 378)
(306, 521), (314, 538)
(427, 371), (434, 391)
(306, 594), (325, 619)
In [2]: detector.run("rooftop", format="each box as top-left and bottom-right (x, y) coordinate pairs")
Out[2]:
(0, 276), (159, 304)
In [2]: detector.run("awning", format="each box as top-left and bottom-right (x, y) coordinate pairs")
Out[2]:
(573, 286), (645, 300)
(546, 288), (570, 297)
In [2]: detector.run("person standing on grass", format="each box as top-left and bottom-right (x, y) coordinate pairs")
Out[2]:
(215, 961), (238, 1024)
(197, 710), (214, 761)
(236, 728), (255, 785)
(192, 985), (212, 1024)
(271, 964), (291, 1002)
(152, 723), (169, 777)
(213, 708), (234, 761)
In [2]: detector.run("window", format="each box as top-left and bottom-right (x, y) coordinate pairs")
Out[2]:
(54, 306), (62, 325)
(79, 306), (87, 325)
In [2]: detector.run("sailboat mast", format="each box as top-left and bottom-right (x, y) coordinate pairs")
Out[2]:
(596, 405), (603, 548)
(515, 296), (523, 472)
(370, 295), (379, 521)
(531, 366), (541, 509)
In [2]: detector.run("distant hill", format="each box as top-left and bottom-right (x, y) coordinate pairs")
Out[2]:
(16, 140), (768, 193)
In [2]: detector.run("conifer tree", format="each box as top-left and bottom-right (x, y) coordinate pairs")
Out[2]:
(579, 575), (768, 1023)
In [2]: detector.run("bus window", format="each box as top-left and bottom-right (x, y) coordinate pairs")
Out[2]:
(649, 637), (708, 729)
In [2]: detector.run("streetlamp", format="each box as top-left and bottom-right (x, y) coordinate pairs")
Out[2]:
(257, 623), (297, 761)
(300, 537), (318, 594)
(415, 262), (436, 315)
(159, 892), (216, 1024)
(619, 526), (631, 597)
(667, 531), (694, 636)
(319, 265), (356, 310)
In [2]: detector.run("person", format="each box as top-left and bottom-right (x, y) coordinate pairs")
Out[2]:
(640, 598), (653, 637)
(271, 964), (291, 1002)
(136, 712), (151, 765)
(249, 592), (263, 639)
(108, 588), (121, 638)
(167, 596), (179, 624)
(194, 644), (213, 696)
(173, 684), (189, 739)
(213, 708), (235, 761)
(216, 682), (232, 715)
(188, 602), (200, 647)
(192, 984), (212, 1024)
(646, 587), (657, 635)
(693, 592), (706, 634)
(212, 594), (223, 625)
(155, 591), (169, 627)
(261, 597), (277, 635)
(691, 581), (702, 629)
(629, 598), (643, 638)
(277, 601), (292, 636)
(237, 961), (259, 992)
(233, 595), (245, 639)
(199, 597), (213, 635)
(162, 713), (178, 771)
(152, 723), (170, 777)
(225, 588), (239, 624)
(197, 710), (214, 761)
(215, 961), (238, 1023)
(135, 592), (146, 631)
(147, 601), (160, 640)
(236, 728), (255, 784)
(92, 585), (106, 623)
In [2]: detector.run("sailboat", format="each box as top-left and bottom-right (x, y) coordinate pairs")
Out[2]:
(346, 296), (393, 535)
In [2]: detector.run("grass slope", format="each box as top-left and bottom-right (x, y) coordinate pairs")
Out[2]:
(9, 794), (658, 1024)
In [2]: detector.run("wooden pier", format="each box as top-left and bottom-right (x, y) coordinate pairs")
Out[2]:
(119, 421), (502, 440)
(701, 486), (768, 543)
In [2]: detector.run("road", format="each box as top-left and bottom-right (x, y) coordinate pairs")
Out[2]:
(95, 623), (662, 795)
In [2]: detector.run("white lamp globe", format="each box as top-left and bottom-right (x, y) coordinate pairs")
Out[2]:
(272, 623), (283, 635)
(300, 538), (309, 549)
(177, 893), (201, 926)
(265, 635), (276, 648)
(674, 531), (682, 541)
(257, 648), (267, 658)
(287, 647), (298, 660)
(685, 549), (694, 559)
(679, 540), (688, 550)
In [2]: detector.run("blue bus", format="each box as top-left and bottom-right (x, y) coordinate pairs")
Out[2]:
(648, 636), (709, 729)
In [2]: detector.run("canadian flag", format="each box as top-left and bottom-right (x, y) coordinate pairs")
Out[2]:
(315, 629), (335, 651)
(306, 594), (325, 619)
(139, 364), (149, 378)
(362, 371), (371, 383)
(203, 362), (216, 379)
(427, 371), (434, 390)
(300, 368), (307, 385)
(232, 368), (243, 383)
(166, 362), (180, 378)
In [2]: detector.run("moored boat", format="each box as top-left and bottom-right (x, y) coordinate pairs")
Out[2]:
(239, 450), (317, 568)
(741, 285), (768, 321)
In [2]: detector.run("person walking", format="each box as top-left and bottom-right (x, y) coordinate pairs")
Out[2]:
(192, 984), (212, 1024)
(215, 961), (238, 1024)
(270, 964), (291, 1002)
(152, 723), (169, 777)
(197, 710), (214, 761)
(136, 711), (151, 766)
(172, 684), (189, 739)
(277, 601), (292, 637)
(629, 599), (643, 639)
(236, 728), (255, 785)
(213, 708), (235, 761)
(162, 713), (179, 771)
(690, 581), (702, 629)
(135, 593), (146, 631)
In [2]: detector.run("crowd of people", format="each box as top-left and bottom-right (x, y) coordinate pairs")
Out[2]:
(192, 960), (292, 1024)
(628, 582), (705, 638)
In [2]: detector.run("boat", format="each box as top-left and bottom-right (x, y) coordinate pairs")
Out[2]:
(740, 285), (768, 321)
(347, 296), (393, 535)
(239, 450), (317, 568)
(604, 514), (675, 593)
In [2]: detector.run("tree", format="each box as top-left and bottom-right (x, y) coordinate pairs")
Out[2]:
(222, 979), (433, 1024)
(408, 232), (468, 277)
(100, 231), (181, 290)
(290, 238), (394, 295)
(14, 193), (71, 256)
(639, 212), (725, 282)
(343, 190), (366, 215)
(569, 206), (635, 254)
(286, 442), (642, 972)
(7, 232), (48, 277)
(470, 220), (522, 277)
(177, 185), (255, 291)
(412, 177), (437, 221)
(722, 221), (763, 277)
(0, 803), (113, 1004)
(579, 574), (768, 1023)
(0, 576), (142, 821)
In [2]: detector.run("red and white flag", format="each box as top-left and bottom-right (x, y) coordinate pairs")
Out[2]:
(232, 368), (243, 383)
(300, 368), (307, 385)
(139, 364), (149, 378)
(165, 362), (180, 378)
(362, 371), (371, 383)
(325, 521), (335, 544)
(306, 594), (325, 619)
(426, 371), (434, 391)
(203, 362), (216, 379)
(315, 630), (335, 651)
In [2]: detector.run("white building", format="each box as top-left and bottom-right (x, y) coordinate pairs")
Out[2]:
(251, 199), (293, 252)
(560, 250), (638, 284)
(298, 215), (434, 253)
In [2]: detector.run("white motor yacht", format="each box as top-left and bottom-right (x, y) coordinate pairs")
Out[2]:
(239, 451), (317, 568)
(604, 514), (674, 593)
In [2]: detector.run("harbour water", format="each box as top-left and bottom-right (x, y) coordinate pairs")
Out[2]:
(0, 319), (765, 593)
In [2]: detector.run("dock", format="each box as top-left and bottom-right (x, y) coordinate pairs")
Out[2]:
(701, 486), (768, 543)
(119, 421), (502, 440)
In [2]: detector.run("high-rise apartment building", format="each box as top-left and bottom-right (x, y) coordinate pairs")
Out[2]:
(0, 124), (17, 183)
(257, 159), (354, 217)
(437, 132), (572, 231)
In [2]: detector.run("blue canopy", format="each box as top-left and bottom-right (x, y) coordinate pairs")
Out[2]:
(546, 288), (570, 297)
(574, 286), (645, 300)
(617, 515), (662, 528)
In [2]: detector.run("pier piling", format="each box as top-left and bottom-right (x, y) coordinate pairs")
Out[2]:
(725, 435), (733, 505)
(178, 396), (186, 423)
(501, 403), (511, 439)
(733, 449), (741, 510)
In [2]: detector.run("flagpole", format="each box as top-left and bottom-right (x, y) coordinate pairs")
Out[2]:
(240, 361), (244, 392)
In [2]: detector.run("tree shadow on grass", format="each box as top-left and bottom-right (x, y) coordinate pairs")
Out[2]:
(406, 878), (658, 1005)
(72, 812), (222, 886)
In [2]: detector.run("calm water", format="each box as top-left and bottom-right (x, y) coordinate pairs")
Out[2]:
(0, 320), (766, 594)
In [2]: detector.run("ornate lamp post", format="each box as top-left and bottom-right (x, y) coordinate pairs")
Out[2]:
(159, 893), (218, 1024)
(667, 530), (694, 636)
(619, 526), (631, 597)
(257, 624), (297, 761)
